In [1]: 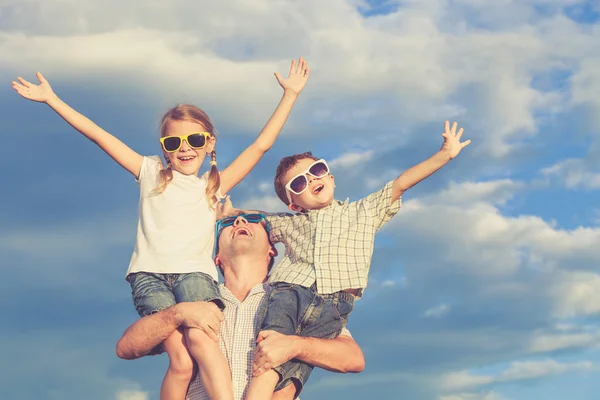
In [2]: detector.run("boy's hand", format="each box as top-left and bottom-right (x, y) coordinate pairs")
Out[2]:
(12, 72), (56, 103)
(274, 57), (310, 96)
(440, 121), (471, 159)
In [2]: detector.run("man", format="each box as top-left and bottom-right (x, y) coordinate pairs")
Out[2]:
(116, 205), (365, 399)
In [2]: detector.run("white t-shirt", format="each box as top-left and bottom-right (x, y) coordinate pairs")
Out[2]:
(126, 156), (220, 281)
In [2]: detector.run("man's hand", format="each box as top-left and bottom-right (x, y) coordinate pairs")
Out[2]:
(252, 330), (300, 376)
(440, 120), (471, 159)
(274, 57), (310, 96)
(176, 301), (224, 342)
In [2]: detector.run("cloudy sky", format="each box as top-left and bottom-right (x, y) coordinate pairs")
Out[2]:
(2, 0), (600, 399)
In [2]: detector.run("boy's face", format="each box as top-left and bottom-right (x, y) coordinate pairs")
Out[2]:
(283, 158), (335, 211)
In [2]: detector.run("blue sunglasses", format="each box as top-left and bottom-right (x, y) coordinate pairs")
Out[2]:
(214, 213), (271, 252)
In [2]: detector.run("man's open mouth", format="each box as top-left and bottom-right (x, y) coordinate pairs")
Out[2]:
(232, 227), (251, 238)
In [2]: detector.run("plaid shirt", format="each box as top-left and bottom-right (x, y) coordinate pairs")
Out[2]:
(267, 181), (401, 296)
(186, 283), (351, 400)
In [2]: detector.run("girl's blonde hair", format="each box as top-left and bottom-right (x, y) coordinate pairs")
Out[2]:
(153, 104), (221, 207)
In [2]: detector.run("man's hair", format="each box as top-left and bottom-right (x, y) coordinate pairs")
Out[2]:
(273, 151), (319, 205)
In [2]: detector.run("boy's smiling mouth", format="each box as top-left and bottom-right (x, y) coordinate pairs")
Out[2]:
(311, 183), (324, 195)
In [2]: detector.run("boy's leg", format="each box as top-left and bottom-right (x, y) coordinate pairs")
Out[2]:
(271, 290), (356, 398)
(173, 273), (232, 400)
(247, 284), (316, 400)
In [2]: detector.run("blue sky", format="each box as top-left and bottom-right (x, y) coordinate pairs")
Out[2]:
(2, 0), (600, 399)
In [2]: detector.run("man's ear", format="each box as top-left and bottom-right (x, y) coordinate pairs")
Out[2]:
(214, 254), (221, 266)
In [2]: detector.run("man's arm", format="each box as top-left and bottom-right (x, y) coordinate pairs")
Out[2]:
(392, 121), (471, 202)
(116, 302), (223, 360)
(252, 330), (365, 376)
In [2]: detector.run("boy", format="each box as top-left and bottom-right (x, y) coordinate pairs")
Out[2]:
(246, 121), (471, 399)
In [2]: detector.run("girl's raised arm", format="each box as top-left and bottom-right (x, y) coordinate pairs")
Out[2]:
(13, 72), (144, 178)
(219, 58), (310, 195)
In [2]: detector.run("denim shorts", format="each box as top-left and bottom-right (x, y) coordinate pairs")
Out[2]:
(127, 271), (224, 318)
(260, 282), (355, 396)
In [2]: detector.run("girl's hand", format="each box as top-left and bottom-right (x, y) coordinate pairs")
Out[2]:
(12, 72), (56, 103)
(440, 121), (471, 159)
(274, 57), (310, 96)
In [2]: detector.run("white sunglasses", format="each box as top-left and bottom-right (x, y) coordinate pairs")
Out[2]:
(284, 159), (330, 204)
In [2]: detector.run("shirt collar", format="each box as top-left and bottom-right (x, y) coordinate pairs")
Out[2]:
(219, 282), (268, 303)
(305, 198), (349, 213)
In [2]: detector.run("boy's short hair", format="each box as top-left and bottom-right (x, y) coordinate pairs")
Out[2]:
(274, 152), (319, 205)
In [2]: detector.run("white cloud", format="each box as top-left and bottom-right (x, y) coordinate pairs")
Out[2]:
(542, 158), (600, 189)
(2, 0), (598, 157)
(550, 271), (600, 318)
(424, 303), (451, 318)
(116, 390), (149, 400)
(441, 359), (593, 392)
(439, 392), (509, 400)
(329, 150), (374, 169)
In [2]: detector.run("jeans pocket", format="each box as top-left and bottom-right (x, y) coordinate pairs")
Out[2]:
(334, 296), (355, 321)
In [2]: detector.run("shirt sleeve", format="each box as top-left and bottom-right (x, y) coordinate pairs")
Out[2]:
(356, 180), (402, 230)
(265, 212), (294, 243)
(136, 156), (163, 196)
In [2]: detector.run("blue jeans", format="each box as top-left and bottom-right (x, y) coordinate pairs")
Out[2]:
(128, 272), (224, 317)
(260, 282), (355, 395)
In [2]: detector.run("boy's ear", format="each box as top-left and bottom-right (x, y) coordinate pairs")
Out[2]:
(288, 203), (304, 213)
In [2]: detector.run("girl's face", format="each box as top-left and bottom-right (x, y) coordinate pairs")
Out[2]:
(162, 119), (215, 176)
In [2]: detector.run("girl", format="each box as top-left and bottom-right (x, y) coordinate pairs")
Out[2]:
(12, 58), (310, 400)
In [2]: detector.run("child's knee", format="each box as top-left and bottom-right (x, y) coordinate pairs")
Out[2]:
(185, 327), (214, 350)
(167, 349), (194, 377)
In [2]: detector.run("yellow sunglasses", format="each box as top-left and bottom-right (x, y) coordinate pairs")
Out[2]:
(159, 132), (211, 153)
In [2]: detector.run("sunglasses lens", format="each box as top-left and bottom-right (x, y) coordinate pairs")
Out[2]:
(309, 161), (329, 177)
(163, 136), (181, 152)
(289, 175), (308, 194)
(187, 133), (207, 148)
(244, 214), (263, 223)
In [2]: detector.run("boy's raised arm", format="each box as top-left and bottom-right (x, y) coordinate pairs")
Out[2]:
(391, 120), (471, 202)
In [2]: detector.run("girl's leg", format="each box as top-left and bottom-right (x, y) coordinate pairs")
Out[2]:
(161, 329), (195, 400)
(185, 327), (234, 400)
(246, 370), (279, 400)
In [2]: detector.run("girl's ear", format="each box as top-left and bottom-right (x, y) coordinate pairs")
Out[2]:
(330, 174), (335, 187)
(206, 136), (216, 154)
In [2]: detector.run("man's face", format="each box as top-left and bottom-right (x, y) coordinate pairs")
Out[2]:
(215, 214), (274, 268)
